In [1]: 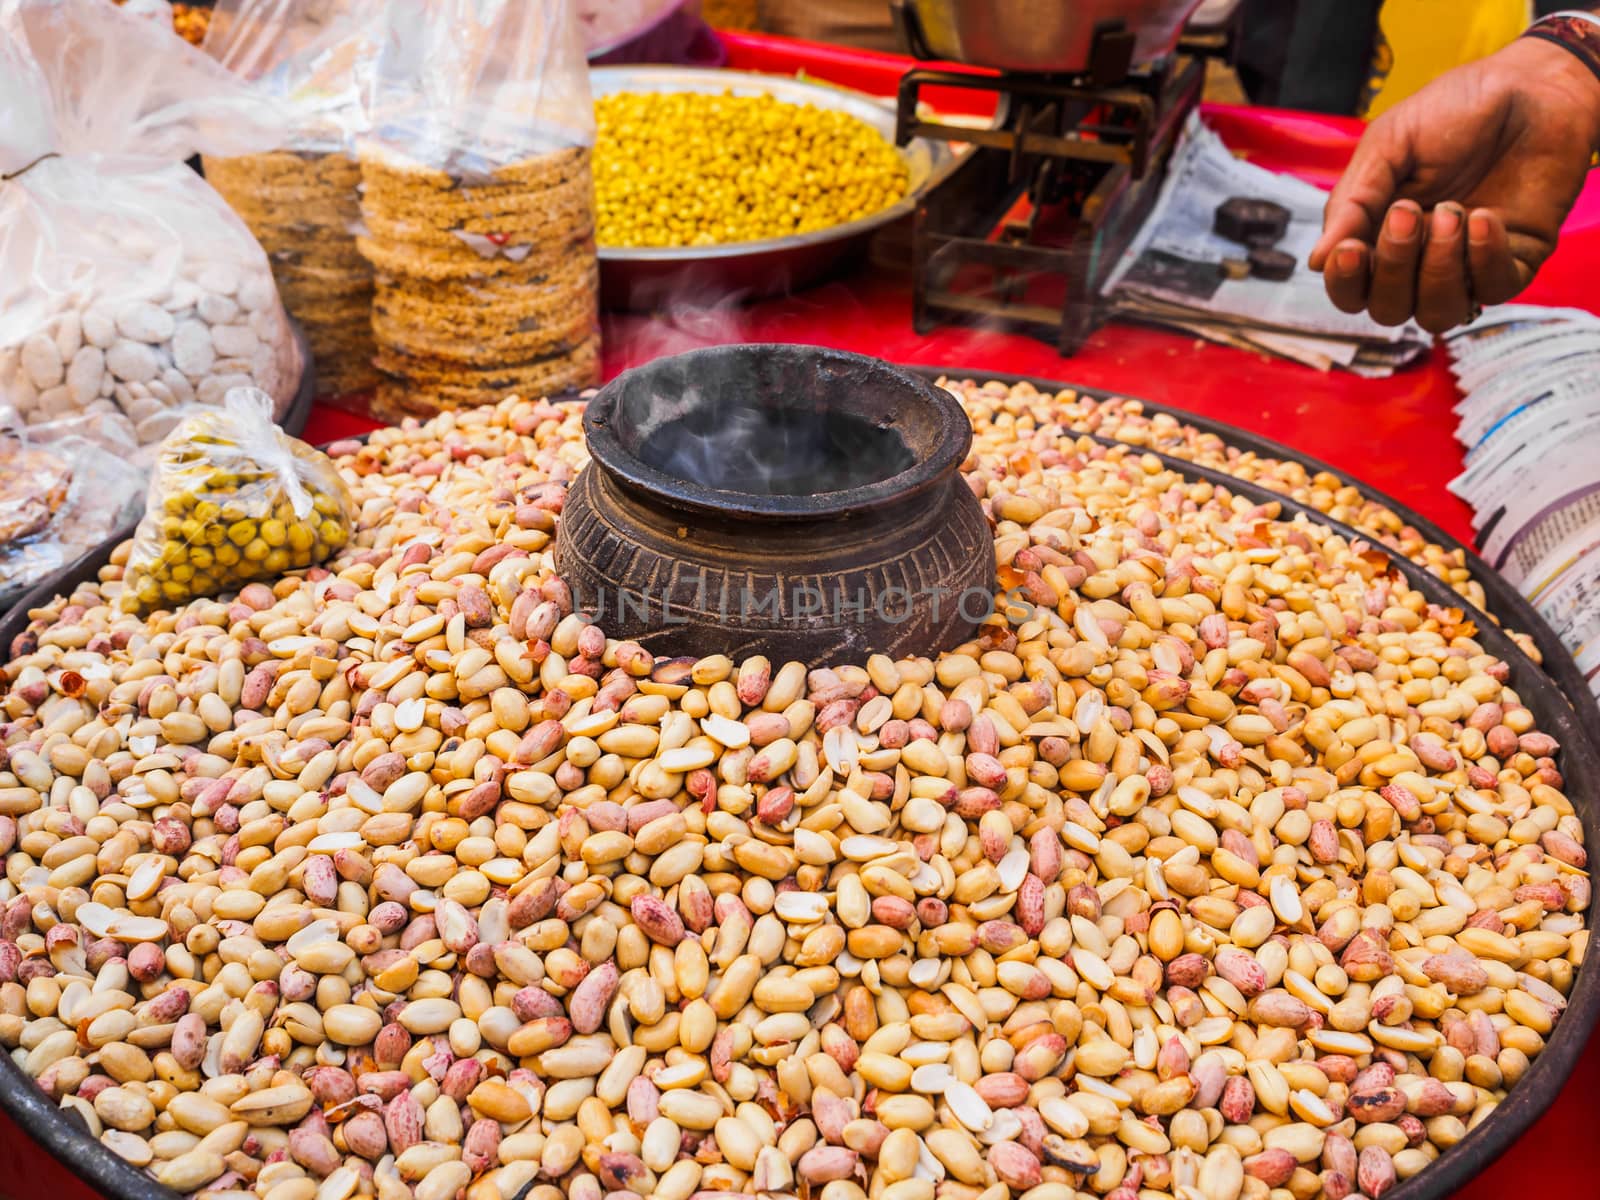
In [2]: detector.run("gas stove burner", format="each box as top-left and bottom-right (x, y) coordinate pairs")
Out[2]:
(556, 345), (995, 665)
(894, 19), (1234, 355)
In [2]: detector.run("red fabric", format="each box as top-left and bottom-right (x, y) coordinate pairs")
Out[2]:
(15, 28), (1600, 1200)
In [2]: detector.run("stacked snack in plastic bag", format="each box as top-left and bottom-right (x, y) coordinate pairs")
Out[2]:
(0, 0), (304, 449)
(202, 0), (382, 405)
(357, 0), (600, 419)
(121, 388), (352, 612)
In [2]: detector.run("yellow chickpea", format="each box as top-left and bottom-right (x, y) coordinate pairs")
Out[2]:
(593, 90), (909, 249)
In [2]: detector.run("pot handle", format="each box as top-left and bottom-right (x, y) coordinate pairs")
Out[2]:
(1087, 20), (1137, 86)
(889, 0), (936, 60)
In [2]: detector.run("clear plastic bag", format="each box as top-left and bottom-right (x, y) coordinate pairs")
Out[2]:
(365, 0), (595, 172)
(120, 0), (177, 26)
(203, 0), (377, 154)
(0, 403), (145, 611)
(358, 0), (600, 411)
(0, 0), (305, 447)
(202, 0), (384, 406)
(0, 407), (72, 551)
(121, 388), (353, 613)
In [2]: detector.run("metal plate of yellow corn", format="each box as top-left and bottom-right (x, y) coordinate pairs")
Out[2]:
(591, 67), (952, 308)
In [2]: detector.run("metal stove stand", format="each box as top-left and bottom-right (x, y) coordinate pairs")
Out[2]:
(895, 25), (1235, 354)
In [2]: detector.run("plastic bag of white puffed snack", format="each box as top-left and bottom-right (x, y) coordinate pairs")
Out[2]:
(121, 388), (352, 614)
(0, 0), (305, 451)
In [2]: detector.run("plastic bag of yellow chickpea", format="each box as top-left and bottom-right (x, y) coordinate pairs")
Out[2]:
(121, 387), (352, 612)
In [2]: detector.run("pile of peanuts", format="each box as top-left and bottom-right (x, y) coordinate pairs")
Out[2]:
(0, 380), (1587, 1200)
(937, 380), (1518, 661)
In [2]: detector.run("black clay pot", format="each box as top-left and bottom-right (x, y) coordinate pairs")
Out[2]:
(556, 345), (995, 665)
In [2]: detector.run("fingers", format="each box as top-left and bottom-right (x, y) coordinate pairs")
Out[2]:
(1366, 201), (1425, 327)
(1319, 199), (1532, 330)
(1324, 241), (1372, 314)
(1467, 208), (1531, 305)
(1312, 195), (1380, 273)
(1414, 203), (1470, 333)
(1310, 119), (1407, 270)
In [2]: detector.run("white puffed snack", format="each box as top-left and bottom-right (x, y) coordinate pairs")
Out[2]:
(0, 248), (300, 446)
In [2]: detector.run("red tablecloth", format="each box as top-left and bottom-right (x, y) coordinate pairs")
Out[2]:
(9, 29), (1600, 1200)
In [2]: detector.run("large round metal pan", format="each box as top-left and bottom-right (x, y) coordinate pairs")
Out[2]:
(915, 366), (1585, 703)
(0, 383), (1594, 1200)
(1, 524), (134, 657)
(591, 67), (950, 311)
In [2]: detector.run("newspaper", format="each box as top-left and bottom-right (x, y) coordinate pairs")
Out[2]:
(1443, 305), (1600, 698)
(1523, 524), (1600, 697)
(1105, 113), (1429, 375)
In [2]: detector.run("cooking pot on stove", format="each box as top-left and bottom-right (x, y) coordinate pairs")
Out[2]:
(583, 0), (726, 67)
(890, 0), (1205, 75)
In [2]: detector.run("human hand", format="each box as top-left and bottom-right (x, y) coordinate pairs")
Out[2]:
(1309, 35), (1600, 333)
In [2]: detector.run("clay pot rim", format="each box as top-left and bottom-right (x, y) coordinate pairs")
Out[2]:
(582, 344), (974, 523)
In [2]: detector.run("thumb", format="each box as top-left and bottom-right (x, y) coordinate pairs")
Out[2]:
(1310, 122), (1411, 271)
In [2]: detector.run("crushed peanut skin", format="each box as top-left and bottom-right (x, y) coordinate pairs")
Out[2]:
(0, 382), (1586, 1200)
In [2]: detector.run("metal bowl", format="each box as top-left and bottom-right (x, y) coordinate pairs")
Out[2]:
(591, 67), (950, 310)
(891, 0), (1205, 73)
